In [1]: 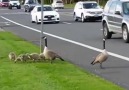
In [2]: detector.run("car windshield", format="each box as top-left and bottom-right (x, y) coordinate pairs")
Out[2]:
(56, 1), (63, 3)
(2, 0), (8, 2)
(123, 2), (129, 15)
(10, 0), (18, 1)
(83, 3), (100, 9)
(37, 6), (53, 11)
(27, 0), (36, 4)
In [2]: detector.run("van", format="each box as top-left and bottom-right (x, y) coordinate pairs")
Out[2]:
(0, 0), (9, 7)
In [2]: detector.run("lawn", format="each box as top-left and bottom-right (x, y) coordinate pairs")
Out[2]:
(0, 31), (124, 90)
(64, 3), (75, 9)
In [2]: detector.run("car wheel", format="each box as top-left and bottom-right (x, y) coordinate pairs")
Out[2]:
(8, 6), (12, 9)
(73, 13), (78, 21)
(17, 6), (21, 9)
(31, 17), (35, 23)
(24, 8), (27, 12)
(55, 21), (59, 23)
(36, 16), (40, 24)
(103, 23), (112, 39)
(122, 25), (129, 43)
(81, 14), (85, 23)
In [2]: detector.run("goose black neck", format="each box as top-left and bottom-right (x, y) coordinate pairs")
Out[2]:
(44, 38), (47, 47)
(103, 39), (105, 49)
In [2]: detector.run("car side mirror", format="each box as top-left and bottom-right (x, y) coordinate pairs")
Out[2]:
(115, 11), (121, 15)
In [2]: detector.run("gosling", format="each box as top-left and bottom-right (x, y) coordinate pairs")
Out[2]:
(14, 53), (30, 63)
(29, 53), (40, 62)
(8, 52), (16, 61)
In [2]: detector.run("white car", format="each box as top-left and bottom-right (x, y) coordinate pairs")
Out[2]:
(31, 5), (60, 24)
(8, 0), (21, 9)
(73, 1), (103, 22)
(52, 0), (64, 9)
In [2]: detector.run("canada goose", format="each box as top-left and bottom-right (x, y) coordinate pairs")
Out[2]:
(42, 36), (64, 63)
(91, 39), (108, 69)
(8, 52), (16, 61)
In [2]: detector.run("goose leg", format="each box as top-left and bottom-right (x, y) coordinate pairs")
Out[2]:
(100, 63), (105, 69)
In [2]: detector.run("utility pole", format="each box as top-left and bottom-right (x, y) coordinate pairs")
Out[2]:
(40, 0), (44, 53)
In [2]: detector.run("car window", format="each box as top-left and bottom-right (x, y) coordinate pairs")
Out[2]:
(108, 1), (117, 14)
(123, 2), (129, 15)
(83, 3), (100, 9)
(37, 6), (53, 11)
(115, 1), (122, 13)
(103, 0), (112, 13)
(56, 1), (63, 3)
(27, 0), (36, 4)
(2, 0), (8, 2)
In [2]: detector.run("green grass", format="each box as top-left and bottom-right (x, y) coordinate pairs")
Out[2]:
(64, 3), (75, 9)
(0, 31), (124, 90)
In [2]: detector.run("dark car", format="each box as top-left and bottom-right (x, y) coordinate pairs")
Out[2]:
(24, 0), (38, 12)
(102, 0), (129, 43)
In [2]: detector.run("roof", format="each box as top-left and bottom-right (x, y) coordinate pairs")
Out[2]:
(35, 4), (52, 7)
(78, 1), (97, 3)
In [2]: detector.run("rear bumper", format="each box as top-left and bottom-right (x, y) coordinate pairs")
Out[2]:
(0, 4), (8, 7)
(85, 16), (102, 20)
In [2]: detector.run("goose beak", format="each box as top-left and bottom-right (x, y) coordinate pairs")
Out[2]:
(42, 36), (47, 39)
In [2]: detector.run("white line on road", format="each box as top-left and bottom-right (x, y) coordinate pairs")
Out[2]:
(62, 22), (71, 24)
(1, 16), (129, 61)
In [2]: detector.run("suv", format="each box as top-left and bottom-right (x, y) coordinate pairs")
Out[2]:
(24, 0), (38, 12)
(102, 0), (129, 43)
(8, 0), (21, 9)
(73, 1), (103, 22)
(52, 0), (64, 9)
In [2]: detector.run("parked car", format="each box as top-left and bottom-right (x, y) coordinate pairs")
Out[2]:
(52, 0), (64, 9)
(24, 0), (38, 12)
(0, 0), (9, 7)
(73, 1), (103, 22)
(30, 5), (60, 24)
(102, 0), (129, 43)
(8, 0), (21, 9)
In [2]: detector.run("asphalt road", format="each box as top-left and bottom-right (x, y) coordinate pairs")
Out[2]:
(0, 8), (129, 89)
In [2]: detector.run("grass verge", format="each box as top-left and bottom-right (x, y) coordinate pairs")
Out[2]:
(0, 31), (124, 90)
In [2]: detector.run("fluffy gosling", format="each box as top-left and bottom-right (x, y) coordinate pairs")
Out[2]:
(8, 52), (16, 61)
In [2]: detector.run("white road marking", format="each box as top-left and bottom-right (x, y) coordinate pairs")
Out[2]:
(1, 12), (29, 15)
(101, 29), (103, 31)
(62, 22), (71, 24)
(1, 16), (129, 61)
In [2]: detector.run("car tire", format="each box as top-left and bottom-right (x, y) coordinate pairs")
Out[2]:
(81, 14), (85, 23)
(103, 23), (112, 39)
(17, 6), (21, 9)
(73, 13), (78, 21)
(8, 6), (12, 9)
(55, 21), (59, 23)
(122, 25), (129, 43)
(24, 8), (27, 12)
(36, 16), (40, 24)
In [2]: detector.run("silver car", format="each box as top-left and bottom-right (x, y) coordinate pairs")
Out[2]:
(102, 0), (129, 43)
